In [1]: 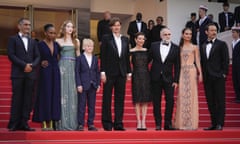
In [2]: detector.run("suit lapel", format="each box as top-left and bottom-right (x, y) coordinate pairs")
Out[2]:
(157, 42), (163, 63)
(17, 35), (27, 53)
(208, 40), (217, 59)
(111, 34), (119, 57)
(164, 43), (174, 63)
(120, 37), (125, 58)
(82, 54), (91, 69)
(202, 43), (208, 60)
(27, 37), (31, 53)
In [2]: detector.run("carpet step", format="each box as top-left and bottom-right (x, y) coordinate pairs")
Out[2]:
(0, 129), (240, 144)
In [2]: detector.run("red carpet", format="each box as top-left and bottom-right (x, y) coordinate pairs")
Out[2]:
(0, 55), (240, 143)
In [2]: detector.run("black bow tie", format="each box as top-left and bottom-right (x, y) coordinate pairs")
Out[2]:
(206, 40), (213, 44)
(21, 35), (29, 38)
(162, 42), (169, 46)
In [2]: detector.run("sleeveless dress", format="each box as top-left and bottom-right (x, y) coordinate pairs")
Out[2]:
(174, 47), (199, 130)
(56, 45), (78, 130)
(33, 41), (61, 122)
(131, 50), (151, 104)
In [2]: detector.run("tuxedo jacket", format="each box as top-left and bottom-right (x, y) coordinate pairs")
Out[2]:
(149, 41), (180, 83)
(149, 24), (166, 43)
(97, 19), (111, 42)
(234, 6), (240, 24)
(218, 12), (234, 32)
(232, 41), (240, 69)
(196, 17), (212, 46)
(75, 54), (100, 90)
(7, 34), (40, 80)
(200, 39), (229, 79)
(100, 34), (131, 77)
(127, 21), (147, 47)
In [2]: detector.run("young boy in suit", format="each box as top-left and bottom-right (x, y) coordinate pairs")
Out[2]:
(75, 39), (100, 131)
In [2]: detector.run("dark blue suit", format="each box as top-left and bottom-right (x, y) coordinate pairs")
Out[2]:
(7, 34), (40, 129)
(196, 17), (212, 47)
(75, 54), (100, 126)
(218, 12), (234, 32)
(232, 41), (240, 101)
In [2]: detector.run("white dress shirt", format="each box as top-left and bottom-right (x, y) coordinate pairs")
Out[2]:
(206, 39), (215, 59)
(199, 16), (207, 26)
(225, 12), (229, 27)
(84, 52), (92, 68)
(136, 21), (142, 32)
(160, 42), (171, 62)
(113, 33), (122, 57)
(232, 38), (240, 49)
(19, 32), (28, 51)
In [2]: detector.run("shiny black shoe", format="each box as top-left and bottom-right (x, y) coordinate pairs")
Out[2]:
(164, 125), (178, 130)
(215, 125), (223, 130)
(155, 126), (162, 131)
(204, 125), (216, 130)
(114, 127), (126, 131)
(9, 126), (18, 131)
(88, 125), (98, 131)
(22, 126), (35, 131)
(77, 125), (84, 131)
(233, 99), (240, 103)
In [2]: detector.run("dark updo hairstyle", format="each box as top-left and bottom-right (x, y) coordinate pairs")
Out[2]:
(44, 24), (54, 32)
(134, 32), (146, 39)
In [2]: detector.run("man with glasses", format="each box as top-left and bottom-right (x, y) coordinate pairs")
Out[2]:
(149, 28), (180, 131)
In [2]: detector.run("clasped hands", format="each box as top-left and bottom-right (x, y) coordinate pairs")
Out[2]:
(24, 63), (32, 73)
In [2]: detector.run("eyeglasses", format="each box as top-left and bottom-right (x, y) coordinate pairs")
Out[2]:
(163, 33), (171, 36)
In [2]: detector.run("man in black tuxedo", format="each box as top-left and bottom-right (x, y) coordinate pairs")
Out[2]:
(127, 12), (147, 48)
(97, 11), (112, 45)
(200, 23), (229, 130)
(186, 12), (197, 44)
(7, 18), (40, 131)
(196, 5), (212, 48)
(234, 5), (240, 26)
(218, 2), (234, 32)
(149, 28), (180, 130)
(100, 17), (131, 131)
(231, 26), (240, 103)
(149, 16), (166, 43)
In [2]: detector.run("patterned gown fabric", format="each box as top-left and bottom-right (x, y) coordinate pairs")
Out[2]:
(56, 45), (78, 130)
(174, 47), (199, 130)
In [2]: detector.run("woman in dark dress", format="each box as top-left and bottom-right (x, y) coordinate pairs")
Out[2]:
(33, 24), (61, 130)
(130, 32), (151, 130)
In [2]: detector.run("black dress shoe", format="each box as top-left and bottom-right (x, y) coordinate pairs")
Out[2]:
(88, 125), (98, 131)
(9, 126), (18, 131)
(155, 126), (162, 131)
(114, 127), (126, 131)
(215, 125), (223, 130)
(204, 125), (216, 130)
(233, 99), (240, 103)
(164, 125), (177, 130)
(22, 126), (35, 131)
(77, 125), (84, 131)
(103, 127), (112, 131)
